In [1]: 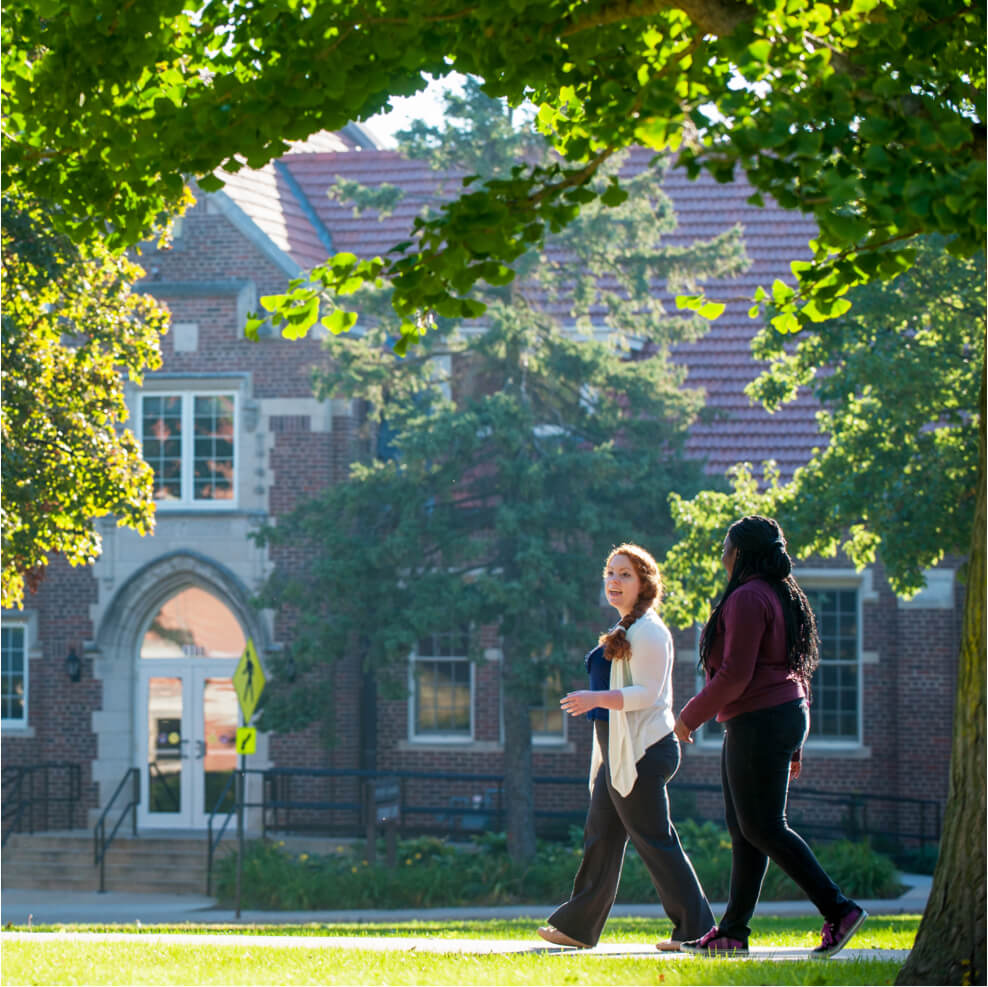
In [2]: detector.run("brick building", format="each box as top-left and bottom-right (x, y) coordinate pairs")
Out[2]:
(2, 125), (959, 851)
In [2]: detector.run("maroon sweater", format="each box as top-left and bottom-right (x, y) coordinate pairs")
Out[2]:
(680, 577), (807, 733)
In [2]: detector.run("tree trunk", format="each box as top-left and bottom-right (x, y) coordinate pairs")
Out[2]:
(501, 635), (538, 863)
(360, 663), (377, 772)
(896, 371), (986, 986)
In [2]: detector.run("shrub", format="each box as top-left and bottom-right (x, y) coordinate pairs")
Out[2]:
(870, 836), (940, 876)
(214, 823), (903, 910)
(893, 844), (939, 875)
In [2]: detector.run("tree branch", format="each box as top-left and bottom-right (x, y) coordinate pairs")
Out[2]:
(560, 0), (749, 38)
(560, 0), (860, 77)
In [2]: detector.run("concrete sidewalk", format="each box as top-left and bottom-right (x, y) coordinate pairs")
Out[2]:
(0, 929), (911, 963)
(0, 873), (930, 927)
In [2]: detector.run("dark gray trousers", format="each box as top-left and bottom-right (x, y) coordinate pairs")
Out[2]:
(547, 720), (715, 946)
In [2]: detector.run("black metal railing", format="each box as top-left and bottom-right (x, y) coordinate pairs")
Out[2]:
(147, 761), (181, 814)
(93, 767), (139, 893)
(1, 763), (82, 847)
(206, 770), (255, 896)
(255, 767), (941, 846)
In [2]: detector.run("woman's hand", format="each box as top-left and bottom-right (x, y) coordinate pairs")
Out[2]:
(673, 716), (694, 744)
(789, 759), (801, 781)
(561, 690), (601, 717)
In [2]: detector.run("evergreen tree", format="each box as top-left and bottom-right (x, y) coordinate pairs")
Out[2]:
(254, 88), (748, 860)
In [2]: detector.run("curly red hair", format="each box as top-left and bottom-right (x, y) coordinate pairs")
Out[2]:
(597, 543), (662, 661)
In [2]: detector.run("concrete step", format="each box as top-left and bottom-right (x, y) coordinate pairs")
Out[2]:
(2, 832), (236, 894)
(1, 868), (207, 895)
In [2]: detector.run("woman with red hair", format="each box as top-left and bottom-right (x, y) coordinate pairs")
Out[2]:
(537, 543), (714, 952)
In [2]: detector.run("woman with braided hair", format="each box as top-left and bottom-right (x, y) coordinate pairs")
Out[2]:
(537, 544), (714, 952)
(675, 515), (867, 959)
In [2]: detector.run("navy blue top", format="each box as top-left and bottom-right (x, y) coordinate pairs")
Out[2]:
(585, 644), (611, 721)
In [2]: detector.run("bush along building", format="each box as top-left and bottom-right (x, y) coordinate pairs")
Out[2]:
(1, 126), (958, 881)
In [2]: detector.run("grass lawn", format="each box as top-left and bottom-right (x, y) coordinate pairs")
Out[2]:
(1, 915), (919, 986)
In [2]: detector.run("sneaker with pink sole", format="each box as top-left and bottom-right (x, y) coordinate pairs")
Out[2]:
(812, 905), (868, 959)
(681, 927), (749, 956)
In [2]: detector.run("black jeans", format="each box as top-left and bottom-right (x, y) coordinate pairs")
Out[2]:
(547, 721), (715, 946)
(717, 699), (853, 942)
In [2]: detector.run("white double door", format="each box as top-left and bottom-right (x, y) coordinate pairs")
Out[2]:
(137, 659), (240, 829)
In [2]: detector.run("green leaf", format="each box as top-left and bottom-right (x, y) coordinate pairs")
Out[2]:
(321, 309), (358, 335)
(196, 174), (225, 193)
(331, 252), (358, 270)
(771, 280), (795, 305)
(600, 181), (629, 207)
(337, 275), (365, 295)
(747, 39), (772, 64)
(771, 310), (801, 333)
(698, 300), (725, 319)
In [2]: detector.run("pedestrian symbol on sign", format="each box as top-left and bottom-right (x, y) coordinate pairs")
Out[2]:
(233, 638), (265, 724)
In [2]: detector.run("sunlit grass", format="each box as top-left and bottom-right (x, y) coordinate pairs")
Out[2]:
(1, 916), (918, 986)
(0, 940), (907, 986)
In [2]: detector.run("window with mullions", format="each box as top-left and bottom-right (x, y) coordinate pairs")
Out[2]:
(530, 669), (565, 742)
(696, 586), (862, 744)
(141, 393), (236, 507)
(411, 631), (472, 740)
(805, 587), (860, 741)
(2, 624), (27, 725)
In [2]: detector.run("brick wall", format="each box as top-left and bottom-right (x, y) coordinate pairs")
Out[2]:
(2, 556), (100, 815)
(363, 562), (961, 843)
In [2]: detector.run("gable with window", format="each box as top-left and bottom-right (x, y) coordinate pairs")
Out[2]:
(140, 392), (237, 507)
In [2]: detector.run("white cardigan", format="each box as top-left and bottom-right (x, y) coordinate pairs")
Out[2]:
(588, 609), (677, 797)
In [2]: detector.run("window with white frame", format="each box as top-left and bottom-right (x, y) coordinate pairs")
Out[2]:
(2, 624), (27, 725)
(804, 586), (861, 741)
(411, 630), (473, 740)
(695, 584), (862, 745)
(530, 669), (565, 742)
(140, 393), (237, 507)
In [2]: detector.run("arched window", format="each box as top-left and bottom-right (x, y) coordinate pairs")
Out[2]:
(140, 587), (246, 660)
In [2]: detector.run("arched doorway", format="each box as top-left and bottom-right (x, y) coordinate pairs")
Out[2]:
(136, 586), (244, 829)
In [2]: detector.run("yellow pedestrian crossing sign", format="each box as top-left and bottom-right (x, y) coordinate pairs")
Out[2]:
(233, 638), (265, 724)
(235, 727), (257, 755)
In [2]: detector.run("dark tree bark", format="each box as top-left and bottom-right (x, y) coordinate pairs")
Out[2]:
(896, 371), (986, 986)
(501, 633), (538, 863)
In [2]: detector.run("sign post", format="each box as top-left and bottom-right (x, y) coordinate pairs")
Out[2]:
(231, 638), (265, 919)
(366, 776), (401, 869)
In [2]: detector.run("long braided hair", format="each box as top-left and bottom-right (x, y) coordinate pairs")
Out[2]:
(598, 543), (662, 662)
(699, 516), (820, 686)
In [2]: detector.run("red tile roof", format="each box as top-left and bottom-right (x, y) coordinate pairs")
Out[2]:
(223, 144), (823, 481)
(219, 160), (331, 270)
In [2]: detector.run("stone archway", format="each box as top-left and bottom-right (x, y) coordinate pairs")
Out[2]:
(90, 551), (271, 826)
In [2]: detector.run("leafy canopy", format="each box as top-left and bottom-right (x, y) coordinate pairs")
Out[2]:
(1, 196), (169, 608)
(3, 0), (984, 351)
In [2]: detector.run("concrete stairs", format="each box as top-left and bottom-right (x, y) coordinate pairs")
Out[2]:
(1, 831), (237, 895)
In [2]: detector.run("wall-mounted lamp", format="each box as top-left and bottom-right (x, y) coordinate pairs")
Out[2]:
(283, 651), (296, 684)
(65, 649), (82, 683)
